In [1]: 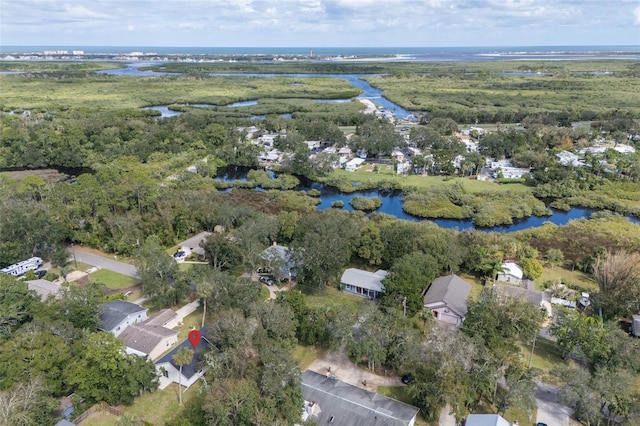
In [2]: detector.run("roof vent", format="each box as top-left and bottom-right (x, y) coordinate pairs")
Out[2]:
(328, 415), (335, 423)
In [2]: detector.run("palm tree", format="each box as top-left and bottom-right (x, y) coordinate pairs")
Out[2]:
(418, 307), (434, 335)
(196, 278), (214, 329)
(173, 347), (194, 406)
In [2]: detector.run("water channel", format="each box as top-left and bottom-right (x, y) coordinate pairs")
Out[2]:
(97, 64), (412, 119)
(215, 167), (640, 233)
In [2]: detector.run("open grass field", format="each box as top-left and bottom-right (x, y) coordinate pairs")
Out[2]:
(89, 269), (139, 289)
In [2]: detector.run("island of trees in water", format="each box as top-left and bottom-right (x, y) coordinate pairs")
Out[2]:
(0, 59), (639, 425)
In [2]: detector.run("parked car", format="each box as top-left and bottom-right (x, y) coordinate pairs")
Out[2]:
(536, 423), (548, 426)
(173, 251), (187, 263)
(34, 270), (47, 279)
(259, 276), (274, 286)
(401, 374), (414, 385)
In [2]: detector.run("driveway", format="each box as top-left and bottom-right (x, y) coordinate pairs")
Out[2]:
(68, 246), (138, 277)
(536, 381), (573, 426)
(306, 350), (401, 392)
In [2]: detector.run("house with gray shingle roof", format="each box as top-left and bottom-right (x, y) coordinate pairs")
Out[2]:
(301, 370), (419, 426)
(98, 300), (147, 337)
(340, 268), (387, 299)
(155, 327), (212, 390)
(25, 279), (62, 300)
(465, 413), (511, 426)
(119, 323), (178, 360)
(423, 274), (472, 327)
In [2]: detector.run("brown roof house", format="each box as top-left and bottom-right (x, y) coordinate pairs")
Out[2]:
(423, 274), (472, 327)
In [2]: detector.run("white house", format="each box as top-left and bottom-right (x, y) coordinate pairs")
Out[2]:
(423, 274), (472, 327)
(345, 158), (365, 171)
(155, 331), (209, 390)
(497, 262), (524, 285)
(556, 150), (584, 167)
(340, 268), (387, 299)
(99, 300), (148, 337)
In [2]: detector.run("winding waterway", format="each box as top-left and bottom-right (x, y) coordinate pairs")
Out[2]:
(215, 167), (640, 233)
(97, 64), (412, 119)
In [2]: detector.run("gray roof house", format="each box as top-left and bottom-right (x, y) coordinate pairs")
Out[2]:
(119, 322), (179, 360)
(465, 414), (511, 426)
(25, 279), (62, 300)
(260, 243), (297, 278)
(155, 328), (212, 390)
(179, 231), (213, 258)
(301, 370), (419, 426)
(423, 274), (472, 327)
(99, 300), (148, 337)
(340, 268), (388, 299)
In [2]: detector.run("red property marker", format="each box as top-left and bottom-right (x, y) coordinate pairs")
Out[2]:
(188, 330), (201, 349)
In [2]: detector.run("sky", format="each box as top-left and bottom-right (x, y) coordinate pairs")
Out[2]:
(1, 0), (640, 47)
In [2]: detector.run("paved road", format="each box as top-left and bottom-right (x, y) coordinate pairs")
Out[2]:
(536, 381), (573, 426)
(68, 247), (138, 278)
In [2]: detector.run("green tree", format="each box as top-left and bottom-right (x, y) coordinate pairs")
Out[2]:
(520, 257), (543, 279)
(292, 211), (360, 289)
(135, 236), (188, 307)
(201, 233), (242, 271)
(52, 282), (104, 330)
(66, 332), (158, 405)
(358, 222), (384, 266)
(0, 275), (37, 342)
(173, 347), (194, 406)
(381, 251), (440, 317)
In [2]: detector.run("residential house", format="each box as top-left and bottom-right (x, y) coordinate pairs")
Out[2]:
(176, 231), (212, 262)
(465, 413), (511, 426)
(345, 158), (365, 171)
(260, 243), (297, 279)
(301, 370), (419, 426)
(119, 310), (179, 360)
(556, 150), (584, 167)
(340, 268), (387, 299)
(55, 420), (77, 426)
(423, 274), (472, 326)
(155, 329), (211, 390)
(497, 262), (523, 285)
(99, 300), (148, 337)
(495, 283), (544, 308)
(25, 279), (62, 300)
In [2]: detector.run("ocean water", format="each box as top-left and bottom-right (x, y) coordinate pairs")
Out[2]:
(2, 45), (639, 61)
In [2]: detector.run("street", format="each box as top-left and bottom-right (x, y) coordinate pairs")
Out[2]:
(67, 247), (138, 278)
(536, 381), (573, 426)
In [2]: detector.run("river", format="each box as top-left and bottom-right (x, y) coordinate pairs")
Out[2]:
(97, 64), (412, 119)
(215, 166), (640, 233)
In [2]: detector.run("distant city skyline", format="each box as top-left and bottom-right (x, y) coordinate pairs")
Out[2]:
(2, 0), (639, 48)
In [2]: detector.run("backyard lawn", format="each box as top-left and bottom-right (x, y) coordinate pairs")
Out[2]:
(536, 266), (598, 292)
(292, 344), (325, 370)
(122, 381), (202, 425)
(304, 285), (372, 316)
(89, 269), (139, 289)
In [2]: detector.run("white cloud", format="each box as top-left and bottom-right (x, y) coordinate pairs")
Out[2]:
(0, 0), (637, 46)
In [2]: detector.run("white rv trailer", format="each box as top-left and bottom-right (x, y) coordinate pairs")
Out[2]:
(0, 257), (43, 276)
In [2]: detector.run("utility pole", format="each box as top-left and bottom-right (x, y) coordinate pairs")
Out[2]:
(71, 243), (77, 268)
(529, 332), (537, 369)
(402, 297), (407, 317)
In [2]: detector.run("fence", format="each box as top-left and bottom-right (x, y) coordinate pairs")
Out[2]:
(74, 402), (147, 425)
